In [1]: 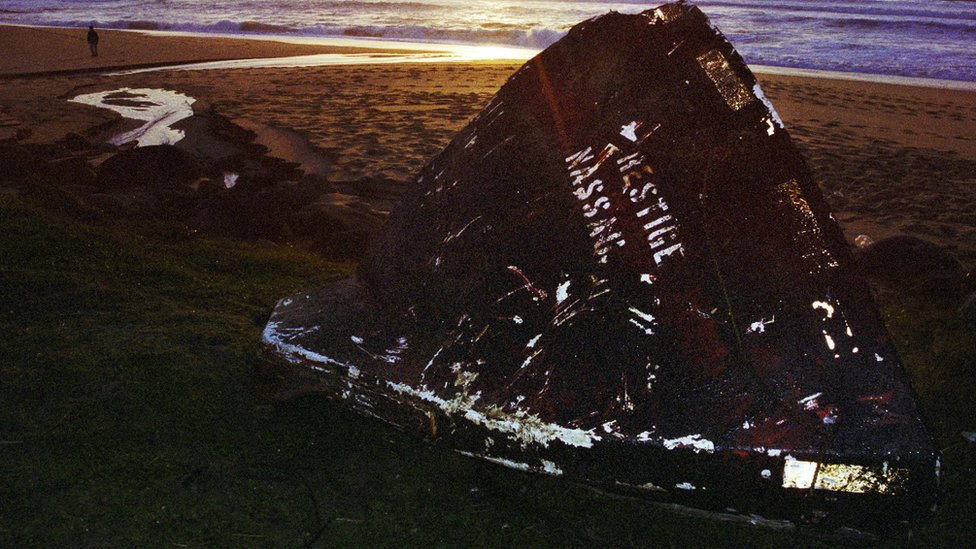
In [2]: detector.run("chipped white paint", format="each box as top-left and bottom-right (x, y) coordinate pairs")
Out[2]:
(351, 335), (364, 344)
(823, 331), (836, 351)
(620, 121), (639, 142)
(555, 280), (571, 304)
(752, 83), (785, 129)
(640, 273), (654, 285)
(675, 482), (696, 490)
(385, 337), (409, 357)
(223, 172), (239, 189)
(799, 392), (823, 411)
(262, 320), (356, 371)
(512, 315), (523, 324)
(526, 334), (542, 348)
(636, 431), (655, 442)
(616, 480), (667, 492)
(519, 348), (540, 370)
(541, 460), (564, 475)
(71, 87), (196, 147)
(653, 243), (684, 265)
(767, 448), (782, 457)
(662, 434), (715, 453)
(875, 353), (884, 362)
(746, 316), (775, 334)
(454, 369), (479, 388)
(761, 469), (772, 479)
(628, 306), (656, 336)
(423, 346), (444, 375)
(386, 381), (602, 449)
(458, 452), (564, 476)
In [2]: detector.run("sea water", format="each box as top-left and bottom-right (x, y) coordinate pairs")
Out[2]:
(3, 0), (975, 82)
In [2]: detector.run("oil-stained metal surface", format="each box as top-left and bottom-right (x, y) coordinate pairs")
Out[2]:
(263, 2), (940, 529)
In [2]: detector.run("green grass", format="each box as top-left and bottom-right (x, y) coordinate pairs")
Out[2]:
(1, 180), (973, 547)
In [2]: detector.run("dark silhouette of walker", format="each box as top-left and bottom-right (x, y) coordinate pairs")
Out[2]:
(87, 26), (99, 57)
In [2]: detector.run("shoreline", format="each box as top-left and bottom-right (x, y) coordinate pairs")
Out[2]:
(4, 23), (976, 92)
(0, 24), (533, 78)
(0, 24), (427, 78)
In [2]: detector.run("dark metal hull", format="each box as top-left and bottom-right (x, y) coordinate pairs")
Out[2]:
(264, 2), (940, 530)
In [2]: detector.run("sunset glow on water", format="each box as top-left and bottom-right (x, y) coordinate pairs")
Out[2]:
(2, 0), (975, 81)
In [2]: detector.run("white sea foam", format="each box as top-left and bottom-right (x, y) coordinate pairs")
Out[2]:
(70, 88), (195, 147)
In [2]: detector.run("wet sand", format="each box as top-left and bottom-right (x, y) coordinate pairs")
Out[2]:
(2, 24), (975, 266)
(0, 24), (422, 77)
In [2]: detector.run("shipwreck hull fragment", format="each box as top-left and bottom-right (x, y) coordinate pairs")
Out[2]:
(264, 2), (940, 529)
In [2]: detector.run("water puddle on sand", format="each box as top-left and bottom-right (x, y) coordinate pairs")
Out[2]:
(70, 88), (195, 147)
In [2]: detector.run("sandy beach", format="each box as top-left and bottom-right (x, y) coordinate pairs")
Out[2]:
(2, 25), (973, 266)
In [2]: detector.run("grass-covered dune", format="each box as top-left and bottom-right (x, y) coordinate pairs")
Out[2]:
(2, 166), (975, 547)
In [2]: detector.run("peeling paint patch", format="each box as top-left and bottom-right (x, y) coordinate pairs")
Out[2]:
(752, 82), (785, 129)
(459, 452), (564, 476)
(541, 459), (564, 475)
(663, 434), (715, 453)
(620, 121), (639, 142)
(798, 392), (823, 411)
(628, 306), (656, 335)
(386, 381), (601, 449)
(746, 317), (775, 334)
(262, 320), (356, 371)
(556, 280), (571, 304)
(636, 430), (655, 442)
(616, 480), (667, 492)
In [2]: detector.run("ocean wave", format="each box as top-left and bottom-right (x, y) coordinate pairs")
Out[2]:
(2, 0), (974, 82)
(334, 23), (567, 49)
(697, 0), (976, 22)
(29, 16), (568, 50)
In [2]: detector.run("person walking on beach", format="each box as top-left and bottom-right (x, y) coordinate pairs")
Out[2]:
(87, 25), (99, 57)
